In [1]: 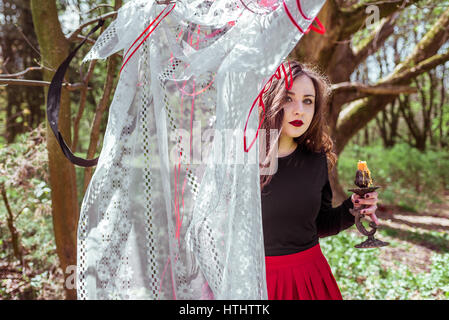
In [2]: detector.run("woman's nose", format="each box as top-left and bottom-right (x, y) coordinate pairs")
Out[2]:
(293, 102), (305, 114)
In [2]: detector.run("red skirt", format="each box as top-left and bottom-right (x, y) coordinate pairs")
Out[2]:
(265, 243), (343, 300)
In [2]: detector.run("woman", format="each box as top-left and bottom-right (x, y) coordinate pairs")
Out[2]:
(259, 60), (379, 300)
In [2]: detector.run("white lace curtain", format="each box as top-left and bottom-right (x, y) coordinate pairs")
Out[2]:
(77, 0), (326, 300)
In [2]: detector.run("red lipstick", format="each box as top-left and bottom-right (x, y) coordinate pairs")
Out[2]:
(289, 120), (303, 127)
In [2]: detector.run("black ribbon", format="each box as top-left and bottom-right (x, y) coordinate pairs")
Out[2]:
(46, 19), (105, 167)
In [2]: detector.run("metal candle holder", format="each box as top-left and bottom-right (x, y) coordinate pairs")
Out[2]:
(347, 185), (389, 249)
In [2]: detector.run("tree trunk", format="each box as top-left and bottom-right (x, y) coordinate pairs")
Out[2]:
(438, 66), (447, 148)
(30, 0), (78, 300)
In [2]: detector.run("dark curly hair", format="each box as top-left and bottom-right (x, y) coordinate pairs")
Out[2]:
(259, 60), (337, 192)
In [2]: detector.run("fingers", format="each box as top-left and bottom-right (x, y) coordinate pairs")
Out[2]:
(360, 205), (379, 225)
(360, 212), (380, 225)
(351, 192), (380, 225)
(360, 204), (377, 215)
(352, 194), (363, 208)
(351, 193), (363, 208)
(353, 191), (378, 206)
(359, 191), (377, 199)
(370, 212), (379, 225)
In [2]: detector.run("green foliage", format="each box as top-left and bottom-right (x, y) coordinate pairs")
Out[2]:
(417, 254), (449, 298)
(338, 141), (449, 212)
(321, 229), (449, 299)
(0, 124), (63, 299)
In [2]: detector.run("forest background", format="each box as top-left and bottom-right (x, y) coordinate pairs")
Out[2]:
(0, 0), (448, 300)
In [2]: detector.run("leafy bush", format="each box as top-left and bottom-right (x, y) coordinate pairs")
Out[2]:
(338, 142), (449, 212)
(321, 229), (449, 300)
(0, 124), (64, 299)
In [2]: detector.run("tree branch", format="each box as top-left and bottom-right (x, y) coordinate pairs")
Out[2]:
(0, 66), (43, 78)
(332, 81), (417, 94)
(352, 12), (399, 66)
(66, 11), (117, 42)
(0, 182), (24, 266)
(322, 1), (408, 83)
(391, 5), (449, 76)
(0, 78), (89, 91)
(341, 0), (417, 15)
(70, 34), (97, 45)
(391, 49), (449, 84)
(340, 0), (420, 39)
(335, 6), (449, 154)
(332, 81), (417, 105)
(72, 59), (98, 152)
(84, 4), (114, 14)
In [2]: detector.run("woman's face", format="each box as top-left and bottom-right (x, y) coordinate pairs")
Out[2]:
(280, 74), (316, 139)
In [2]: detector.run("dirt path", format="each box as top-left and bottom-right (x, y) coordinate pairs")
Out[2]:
(374, 190), (449, 274)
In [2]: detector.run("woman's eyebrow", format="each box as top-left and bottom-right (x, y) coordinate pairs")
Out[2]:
(286, 90), (315, 97)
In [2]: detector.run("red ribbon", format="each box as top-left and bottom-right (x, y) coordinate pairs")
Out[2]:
(120, 3), (176, 74)
(243, 61), (293, 153)
(283, 0), (326, 35)
(296, 0), (312, 20)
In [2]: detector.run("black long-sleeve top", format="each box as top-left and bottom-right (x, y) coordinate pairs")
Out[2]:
(261, 143), (355, 256)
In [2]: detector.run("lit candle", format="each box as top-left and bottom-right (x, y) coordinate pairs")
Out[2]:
(357, 160), (373, 187)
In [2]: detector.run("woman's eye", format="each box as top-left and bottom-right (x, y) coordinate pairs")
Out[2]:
(304, 98), (313, 104)
(286, 96), (293, 102)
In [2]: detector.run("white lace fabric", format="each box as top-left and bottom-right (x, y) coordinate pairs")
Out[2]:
(77, 0), (326, 300)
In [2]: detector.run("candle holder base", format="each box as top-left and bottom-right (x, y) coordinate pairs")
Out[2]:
(354, 235), (390, 249)
(348, 186), (389, 249)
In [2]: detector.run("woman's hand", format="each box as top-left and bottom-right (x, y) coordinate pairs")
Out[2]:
(351, 191), (379, 225)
